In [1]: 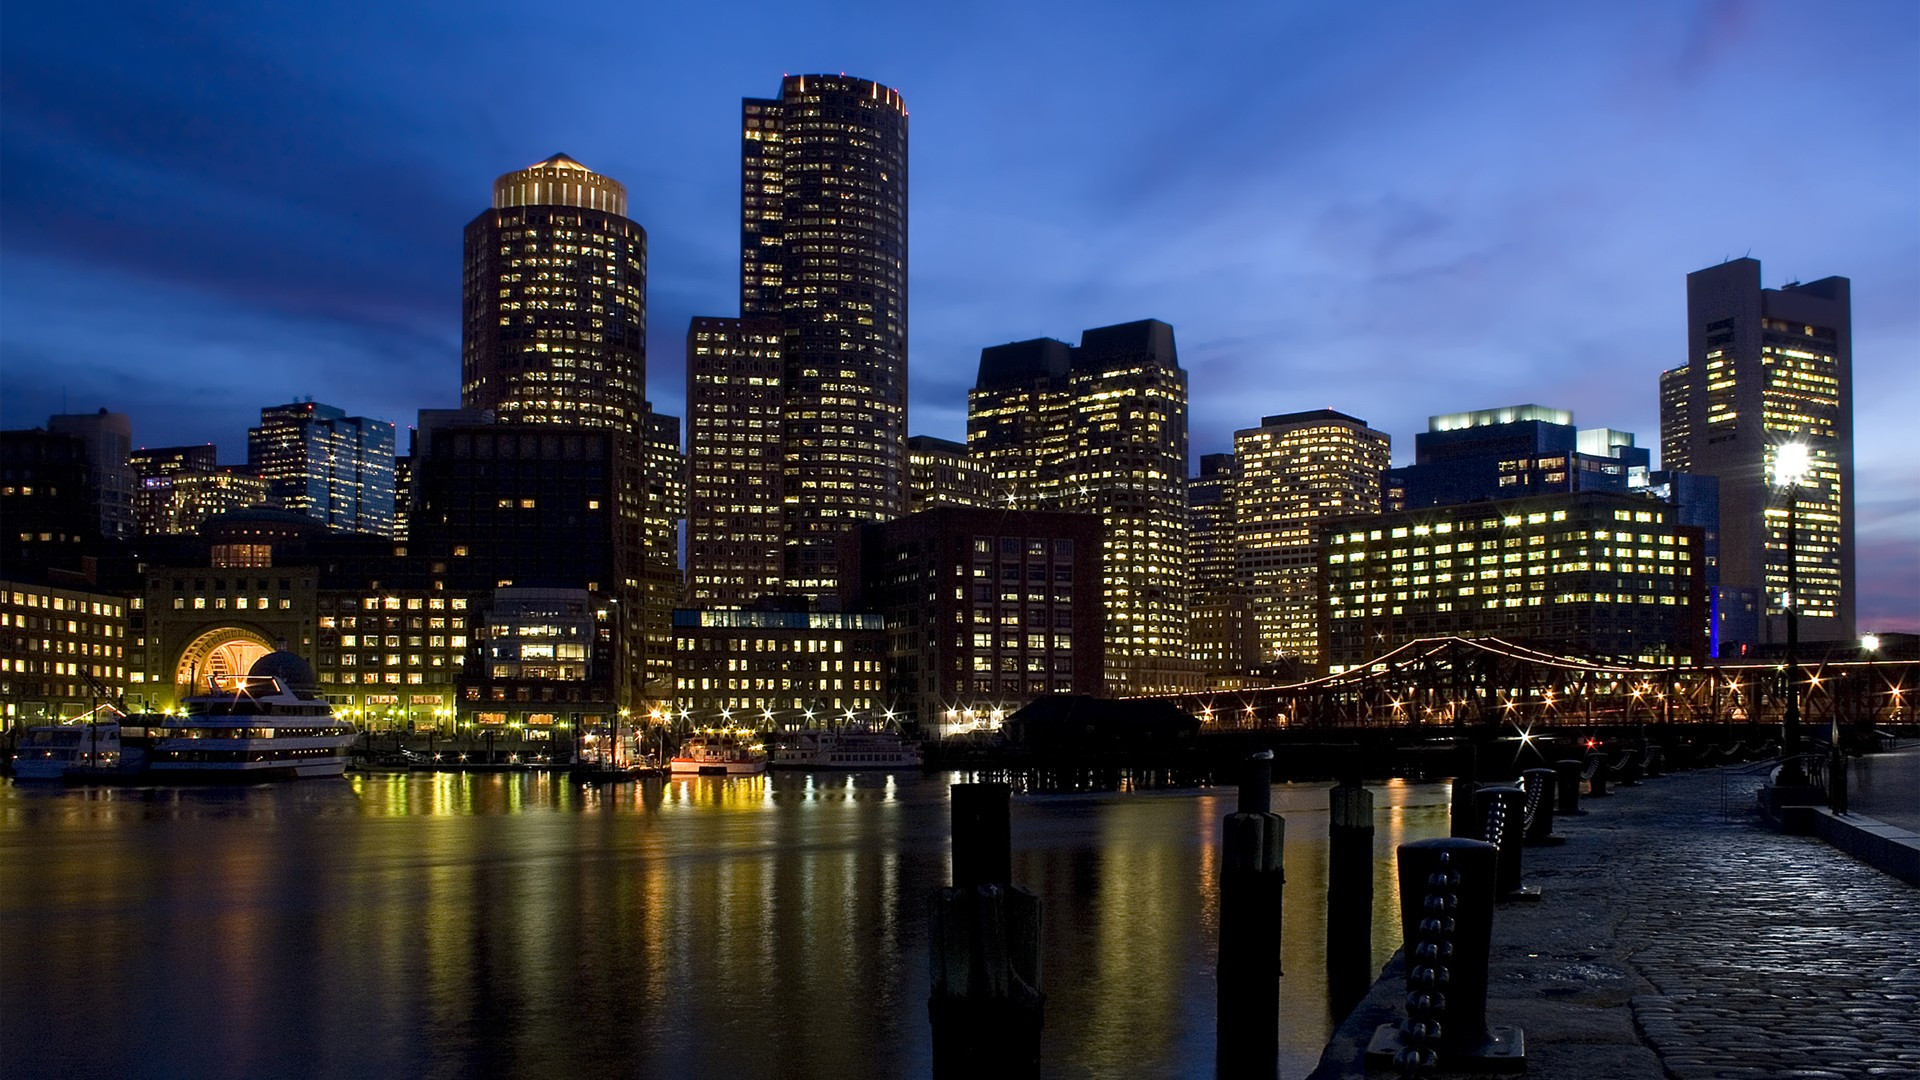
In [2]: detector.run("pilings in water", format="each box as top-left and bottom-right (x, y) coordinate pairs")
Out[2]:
(1326, 772), (1374, 1023)
(1217, 752), (1284, 1078)
(928, 783), (1043, 1079)
(1365, 837), (1526, 1072)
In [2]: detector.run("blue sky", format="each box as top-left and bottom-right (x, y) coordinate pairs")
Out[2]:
(2, 0), (1915, 629)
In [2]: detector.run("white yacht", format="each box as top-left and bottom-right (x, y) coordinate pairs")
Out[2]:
(10, 719), (123, 781)
(147, 650), (357, 781)
(770, 728), (921, 771)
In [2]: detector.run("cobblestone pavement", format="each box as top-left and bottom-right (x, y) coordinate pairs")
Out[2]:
(1610, 772), (1920, 1080)
(1311, 767), (1920, 1080)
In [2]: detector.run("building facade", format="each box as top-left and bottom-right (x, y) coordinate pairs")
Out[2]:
(1322, 491), (1703, 670)
(48, 410), (137, 542)
(906, 435), (994, 513)
(741, 75), (910, 599)
(967, 320), (1191, 694)
(0, 579), (129, 728)
(1662, 258), (1853, 645)
(1234, 410), (1389, 672)
(461, 154), (647, 434)
(838, 507), (1104, 736)
(130, 445), (268, 536)
(671, 609), (887, 729)
(1188, 453), (1258, 679)
(1, 429), (95, 577)
(685, 316), (786, 607)
(1385, 405), (1650, 511)
(247, 401), (396, 536)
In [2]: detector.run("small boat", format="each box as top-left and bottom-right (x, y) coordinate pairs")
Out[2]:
(10, 718), (124, 781)
(770, 727), (922, 771)
(669, 730), (768, 776)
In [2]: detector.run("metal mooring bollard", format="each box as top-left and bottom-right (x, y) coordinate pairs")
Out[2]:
(1327, 774), (1375, 1023)
(929, 783), (1043, 1079)
(1554, 758), (1587, 816)
(1475, 785), (1539, 902)
(1365, 837), (1525, 1072)
(1217, 752), (1284, 1079)
(1586, 752), (1610, 797)
(1519, 768), (1564, 846)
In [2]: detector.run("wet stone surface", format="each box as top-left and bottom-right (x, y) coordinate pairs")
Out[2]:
(1310, 767), (1920, 1080)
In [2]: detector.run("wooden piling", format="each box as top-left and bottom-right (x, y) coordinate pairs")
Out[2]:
(1217, 753), (1284, 1078)
(929, 783), (1043, 1079)
(1326, 777), (1374, 1023)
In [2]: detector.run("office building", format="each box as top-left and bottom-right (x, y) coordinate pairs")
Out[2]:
(685, 316), (785, 607)
(639, 406), (685, 698)
(1662, 258), (1853, 645)
(247, 401), (396, 536)
(968, 320), (1191, 693)
(48, 410), (137, 542)
(0, 580), (128, 728)
(461, 153), (647, 433)
(671, 608), (887, 727)
(130, 445), (268, 536)
(1188, 453), (1258, 679)
(906, 436), (994, 513)
(1322, 491), (1703, 670)
(741, 75), (910, 598)
(1385, 405), (1650, 511)
(838, 506), (1104, 735)
(1234, 410), (1389, 672)
(1, 428), (96, 577)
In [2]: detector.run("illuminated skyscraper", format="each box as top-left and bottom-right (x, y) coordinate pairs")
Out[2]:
(1664, 258), (1853, 645)
(247, 401), (395, 536)
(968, 320), (1191, 694)
(461, 153), (646, 433)
(1233, 410), (1388, 670)
(685, 316), (785, 607)
(906, 436), (993, 513)
(740, 75), (909, 598)
(129, 445), (267, 536)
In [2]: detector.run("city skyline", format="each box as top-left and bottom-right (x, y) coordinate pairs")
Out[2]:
(1, 2), (1914, 630)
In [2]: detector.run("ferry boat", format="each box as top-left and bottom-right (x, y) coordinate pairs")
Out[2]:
(770, 728), (921, 771)
(10, 718), (124, 781)
(669, 730), (768, 776)
(147, 650), (358, 781)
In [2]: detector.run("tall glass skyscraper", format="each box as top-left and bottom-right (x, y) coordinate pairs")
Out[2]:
(461, 153), (647, 434)
(247, 401), (395, 536)
(740, 75), (909, 598)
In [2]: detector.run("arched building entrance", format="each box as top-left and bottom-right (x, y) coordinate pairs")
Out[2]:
(175, 626), (277, 698)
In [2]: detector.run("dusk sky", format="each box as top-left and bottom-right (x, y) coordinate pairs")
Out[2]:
(2, 0), (1915, 629)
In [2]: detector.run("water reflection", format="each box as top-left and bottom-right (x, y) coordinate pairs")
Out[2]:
(0, 773), (1448, 1080)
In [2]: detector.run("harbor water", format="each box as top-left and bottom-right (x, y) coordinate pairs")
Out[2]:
(0, 772), (1449, 1079)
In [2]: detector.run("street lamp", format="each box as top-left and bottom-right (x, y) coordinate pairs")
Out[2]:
(1773, 441), (1811, 784)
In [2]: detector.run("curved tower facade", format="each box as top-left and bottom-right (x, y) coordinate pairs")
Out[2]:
(462, 153), (647, 434)
(741, 75), (909, 597)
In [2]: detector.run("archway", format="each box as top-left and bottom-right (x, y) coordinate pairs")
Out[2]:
(175, 626), (277, 698)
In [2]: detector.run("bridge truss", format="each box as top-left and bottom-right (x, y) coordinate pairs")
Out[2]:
(1156, 636), (1916, 733)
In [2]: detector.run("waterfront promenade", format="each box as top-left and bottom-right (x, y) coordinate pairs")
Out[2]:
(1313, 763), (1920, 1079)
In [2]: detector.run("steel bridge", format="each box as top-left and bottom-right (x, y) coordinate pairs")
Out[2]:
(1155, 636), (1917, 733)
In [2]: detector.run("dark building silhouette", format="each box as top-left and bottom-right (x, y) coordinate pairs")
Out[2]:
(1385, 405), (1649, 510)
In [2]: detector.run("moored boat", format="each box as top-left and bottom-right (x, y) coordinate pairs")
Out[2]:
(10, 718), (124, 781)
(147, 650), (357, 781)
(669, 730), (768, 776)
(769, 727), (921, 771)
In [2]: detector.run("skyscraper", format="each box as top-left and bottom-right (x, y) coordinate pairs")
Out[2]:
(968, 320), (1191, 694)
(247, 401), (396, 536)
(48, 409), (136, 542)
(685, 316), (785, 608)
(1233, 409), (1389, 671)
(906, 435), (993, 513)
(741, 75), (909, 598)
(461, 153), (647, 433)
(1663, 258), (1853, 645)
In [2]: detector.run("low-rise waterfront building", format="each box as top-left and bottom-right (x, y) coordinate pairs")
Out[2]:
(671, 608), (887, 730)
(0, 578), (129, 728)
